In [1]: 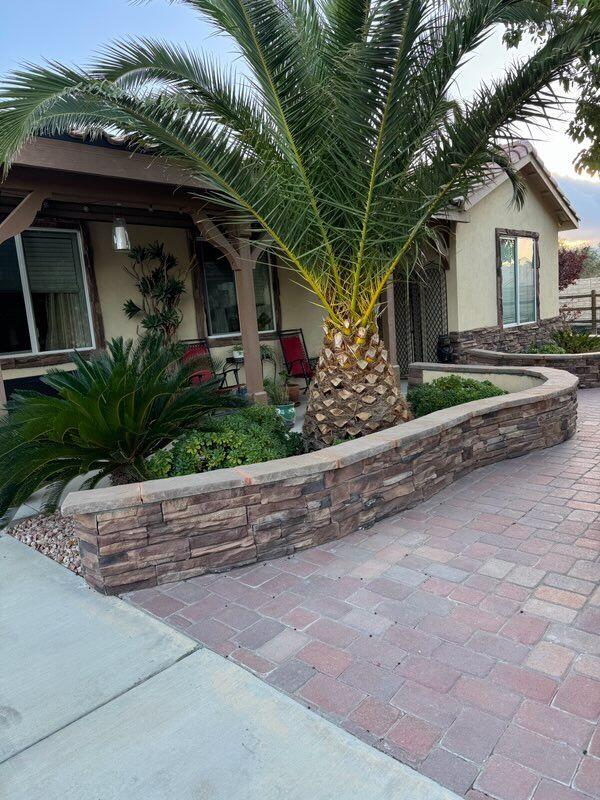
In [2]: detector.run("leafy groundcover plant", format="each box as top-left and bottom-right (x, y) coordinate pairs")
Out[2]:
(0, 336), (242, 515)
(407, 375), (506, 418)
(146, 405), (303, 478)
(528, 328), (600, 354)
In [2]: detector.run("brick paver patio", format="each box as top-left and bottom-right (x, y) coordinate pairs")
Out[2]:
(127, 389), (600, 800)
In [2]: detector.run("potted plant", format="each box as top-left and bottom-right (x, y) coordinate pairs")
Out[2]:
(231, 344), (244, 363)
(261, 346), (299, 404)
(264, 375), (295, 429)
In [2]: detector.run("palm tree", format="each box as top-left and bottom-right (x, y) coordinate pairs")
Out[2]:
(0, 1), (597, 448)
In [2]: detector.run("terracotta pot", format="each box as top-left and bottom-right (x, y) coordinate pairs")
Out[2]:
(287, 384), (301, 404)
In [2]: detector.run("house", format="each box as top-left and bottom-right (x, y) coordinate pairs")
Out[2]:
(0, 136), (579, 405)
(390, 141), (579, 373)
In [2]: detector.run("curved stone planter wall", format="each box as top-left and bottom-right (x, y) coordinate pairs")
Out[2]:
(62, 364), (578, 594)
(464, 347), (600, 389)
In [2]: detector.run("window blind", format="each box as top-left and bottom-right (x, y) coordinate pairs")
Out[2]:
(21, 230), (83, 294)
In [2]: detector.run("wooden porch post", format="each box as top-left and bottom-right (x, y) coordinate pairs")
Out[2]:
(0, 363), (6, 417)
(191, 210), (266, 403)
(232, 248), (267, 404)
(385, 278), (401, 385)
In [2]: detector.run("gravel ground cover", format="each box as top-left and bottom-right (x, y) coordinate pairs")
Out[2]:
(5, 513), (80, 574)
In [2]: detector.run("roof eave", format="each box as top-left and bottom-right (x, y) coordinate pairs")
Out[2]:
(464, 150), (579, 232)
(10, 136), (209, 191)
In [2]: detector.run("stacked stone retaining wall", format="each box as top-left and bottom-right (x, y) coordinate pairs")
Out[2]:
(62, 364), (578, 594)
(464, 348), (600, 389)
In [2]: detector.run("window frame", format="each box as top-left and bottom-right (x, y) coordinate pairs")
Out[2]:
(495, 228), (540, 329)
(1, 226), (97, 358)
(200, 242), (277, 340)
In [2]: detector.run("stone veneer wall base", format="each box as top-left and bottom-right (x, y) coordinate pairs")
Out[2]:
(449, 317), (562, 360)
(62, 364), (578, 595)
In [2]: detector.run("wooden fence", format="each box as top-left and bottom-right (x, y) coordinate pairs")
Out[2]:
(559, 289), (599, 333)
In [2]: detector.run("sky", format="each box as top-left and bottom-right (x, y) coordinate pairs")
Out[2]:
(1, 0), (598, 242)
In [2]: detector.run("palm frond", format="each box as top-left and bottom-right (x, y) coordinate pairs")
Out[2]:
(1, 0), (597, 332)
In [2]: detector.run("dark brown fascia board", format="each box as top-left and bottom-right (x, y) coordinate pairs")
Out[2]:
(12, 136), (208, 190)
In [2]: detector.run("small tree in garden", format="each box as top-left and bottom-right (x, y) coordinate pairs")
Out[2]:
(123, 241), (189, 343)
(582, 245), (600, 279)
(558, 242), (591, 290)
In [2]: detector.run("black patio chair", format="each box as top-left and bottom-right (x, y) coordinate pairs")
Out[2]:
(180, 338), (236, 389)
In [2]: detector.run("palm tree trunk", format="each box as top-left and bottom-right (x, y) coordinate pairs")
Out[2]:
(302, 320), (412, 450)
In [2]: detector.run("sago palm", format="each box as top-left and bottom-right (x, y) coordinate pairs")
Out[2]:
(0, 0), (598, 447)
(0, 337), (242, 516)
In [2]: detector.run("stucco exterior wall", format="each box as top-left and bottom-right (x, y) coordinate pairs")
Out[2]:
(449, 178), (560, 333)
(89, 222), (199, 343)
(277, 267), (325, 357)
(3, 362), (78, 380)
(90, 222), (325, 361)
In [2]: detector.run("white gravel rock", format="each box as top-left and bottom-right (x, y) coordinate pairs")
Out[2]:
(7, 512), (81, 574)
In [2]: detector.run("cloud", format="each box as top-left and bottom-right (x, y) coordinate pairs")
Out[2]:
(555, 176), (600, 245)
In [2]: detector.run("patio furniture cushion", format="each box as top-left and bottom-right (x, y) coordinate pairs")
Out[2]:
(279, 330), (314, 379)
(181, 339), (218, 385)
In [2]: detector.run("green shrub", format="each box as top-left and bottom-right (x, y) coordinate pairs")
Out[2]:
(0, 336), (242, 515)
(407, 374), (507, 418)
(527, 340), (567, 354)
(146, 405), (304, 478)
(552, 328), (600, 354)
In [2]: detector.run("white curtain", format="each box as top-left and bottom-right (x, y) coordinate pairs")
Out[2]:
(45, 293), (90, 350)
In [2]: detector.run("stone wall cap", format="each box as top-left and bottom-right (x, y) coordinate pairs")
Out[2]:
(61, 482), (142, 515)
(235, 449), (339, 485)
(324, 436), (393, 467)
(410, 361), (578, 394)
(466, 347), (600, 362)
(411, 360), (546, 376)
(141, 469), (246, 502)
(371, 417), (447, 444)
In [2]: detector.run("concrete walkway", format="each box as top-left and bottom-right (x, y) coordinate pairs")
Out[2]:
(0, 534), (459, 800)
(128, 389), (600, 800)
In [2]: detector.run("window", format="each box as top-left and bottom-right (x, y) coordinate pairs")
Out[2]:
(0, 229), (94, 356)
(202, 243), (276, 336)
(499, 234), (537, 326)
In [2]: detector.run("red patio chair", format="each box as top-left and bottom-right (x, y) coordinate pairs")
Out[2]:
(180, 339), (227, 387)
(278, 329), (317, 391)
